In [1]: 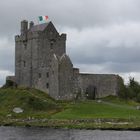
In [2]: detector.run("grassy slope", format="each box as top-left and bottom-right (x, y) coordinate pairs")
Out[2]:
(0, 88), (61, 119)
(49, 96), (140, 129)
(51, 100), (140, 120)
(1, 88), (140, 129)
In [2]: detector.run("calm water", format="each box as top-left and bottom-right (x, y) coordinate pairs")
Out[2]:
(0, 126), (140, 140)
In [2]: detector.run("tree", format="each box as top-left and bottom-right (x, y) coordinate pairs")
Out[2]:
(127, 77), (140, 101)
(118, 77), (140, 102)
(118, 77), (127, 99)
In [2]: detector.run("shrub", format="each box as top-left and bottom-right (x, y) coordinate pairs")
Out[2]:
(127, 87), (136, 99)
(118, 77), (140, 102)
(27, 97), (47, 110)
(118, 77), (127, 99)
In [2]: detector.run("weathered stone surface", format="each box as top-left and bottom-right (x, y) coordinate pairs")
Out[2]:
(7, 20), (122, 100)
(78, 74), (120, 98)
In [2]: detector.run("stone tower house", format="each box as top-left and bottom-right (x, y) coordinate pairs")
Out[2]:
(14, 20), (76, 100)
(7, 20), (122, 100)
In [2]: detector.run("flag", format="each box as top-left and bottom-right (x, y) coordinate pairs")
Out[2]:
(38, 16), (49, 24)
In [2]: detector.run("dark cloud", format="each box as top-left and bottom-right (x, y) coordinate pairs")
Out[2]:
(1, 0), (140, 36)
(1, 0), (140, 86)
(63, 22), (140, 74)
(0, 38), (14, 72)
(70, 46), (140, 66)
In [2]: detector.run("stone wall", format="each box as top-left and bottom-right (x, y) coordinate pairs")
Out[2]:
(49, 54), (75, 100)
(59, 54), (74, 100)
(15, 35), (32, 87)
(79, 74), (120, 98)
(49, 54), (59, 99)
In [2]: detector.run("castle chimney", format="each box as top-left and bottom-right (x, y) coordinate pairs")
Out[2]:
(21, 20), (28, 34)
(29, 21), (34, 29)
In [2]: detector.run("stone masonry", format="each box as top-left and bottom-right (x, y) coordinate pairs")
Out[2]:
(7, 20), (122, 100)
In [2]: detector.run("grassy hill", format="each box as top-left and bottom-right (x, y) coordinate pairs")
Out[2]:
(0, 88), (61, 119)
(1, 88), (140, 129)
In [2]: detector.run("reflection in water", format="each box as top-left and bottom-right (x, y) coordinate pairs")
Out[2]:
(0, 126), (140, 140)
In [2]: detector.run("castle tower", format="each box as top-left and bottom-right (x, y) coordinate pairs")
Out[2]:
(15, 20), (67, 96)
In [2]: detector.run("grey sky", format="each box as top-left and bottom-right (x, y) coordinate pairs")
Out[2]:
(1, 0), (140, 86)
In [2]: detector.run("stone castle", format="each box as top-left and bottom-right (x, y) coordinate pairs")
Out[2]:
(7, 20), (121, 100)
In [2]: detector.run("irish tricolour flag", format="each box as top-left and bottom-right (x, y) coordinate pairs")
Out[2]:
(38, 16), (49, 24)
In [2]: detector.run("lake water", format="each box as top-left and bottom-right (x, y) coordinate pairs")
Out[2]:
(0, 126), (140, 140)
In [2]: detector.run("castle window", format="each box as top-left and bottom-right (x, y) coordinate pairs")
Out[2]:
(50, 39), (55, 49)
(46, 72), (49, 78)
(52, 71), (54, 74)
(23, 41), (27, 49)
(24, 44), (27, 49)
(50, 41), (54, 46)
(38, 73), (41, 78)
(50, 42), (53, 49)
(50, 31), (53, 35)
(46, 83), (49, 89)
(23, 61), (26, 67)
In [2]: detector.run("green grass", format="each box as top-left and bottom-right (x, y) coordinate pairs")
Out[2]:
(102, 95), (140, 106)
(1, 88), (140, 120)
(52, 99), (140, 120)
(1, 88), (140, 129)
(0, 88), (61, 119)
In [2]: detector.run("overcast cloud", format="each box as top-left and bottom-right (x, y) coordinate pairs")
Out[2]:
(1, 0), (140, 86)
